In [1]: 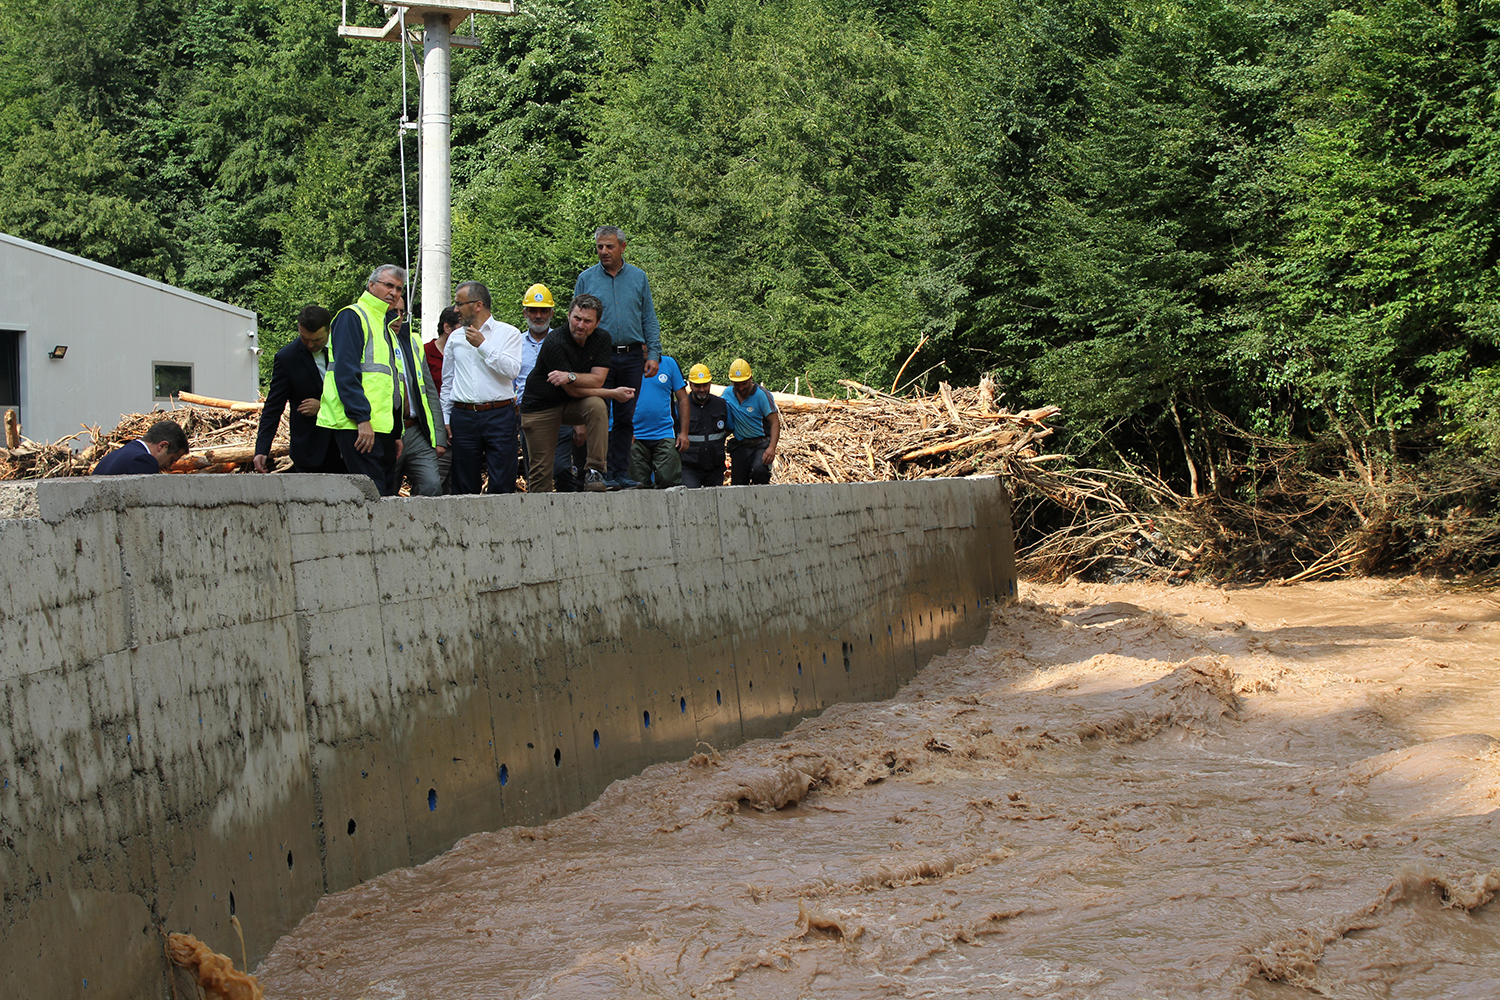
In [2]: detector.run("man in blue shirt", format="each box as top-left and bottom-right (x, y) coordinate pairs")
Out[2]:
(723, 357), (781, 486)
(628, 354), (688, 488)
(572, 226), (662, 488)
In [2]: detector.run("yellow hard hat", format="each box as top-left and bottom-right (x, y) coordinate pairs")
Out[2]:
(520, 283), (556, 308)
(728, 358), (753, 382)
(687, 363), (713, 384)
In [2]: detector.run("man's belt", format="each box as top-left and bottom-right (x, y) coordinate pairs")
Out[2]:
(687, 433), (727, 443)
(453, 399), (513, 412)
(612, 343), (644, 353)
(734, 436), (767, 446)
(404, 415), (423, 428)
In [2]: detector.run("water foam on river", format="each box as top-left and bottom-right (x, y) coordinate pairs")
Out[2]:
(258, 579), (1500, 999)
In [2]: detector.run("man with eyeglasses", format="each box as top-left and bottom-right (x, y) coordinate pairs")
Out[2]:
(440, 280), (524, 494)
(316, 264), (408, 495)
(387, 289), (448, 497)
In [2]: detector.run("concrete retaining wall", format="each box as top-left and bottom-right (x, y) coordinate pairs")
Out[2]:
(0, 475), (1016, 1000)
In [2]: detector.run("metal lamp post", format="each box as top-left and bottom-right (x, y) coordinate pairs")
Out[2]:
(339, 0), (517, 342)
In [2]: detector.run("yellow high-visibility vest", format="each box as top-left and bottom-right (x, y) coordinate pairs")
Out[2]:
(317, 290), (396, 433)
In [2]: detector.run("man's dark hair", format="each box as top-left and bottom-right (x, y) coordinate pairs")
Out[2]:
(297, 304), (331, 331)
(570, 293), (603, 319)
(439, 306), (462, 333)
(456, 280), (491, 310)
(142, 420), (189, 455)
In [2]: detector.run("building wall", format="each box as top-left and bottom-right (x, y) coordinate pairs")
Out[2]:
(0, 233), (260, 444)
(0, 476), (1016, 1000)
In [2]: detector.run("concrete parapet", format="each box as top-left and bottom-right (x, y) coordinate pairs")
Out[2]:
(0, 475), (1015, 1000)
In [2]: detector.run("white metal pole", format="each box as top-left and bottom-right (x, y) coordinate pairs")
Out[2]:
(419, 13), (452, 344)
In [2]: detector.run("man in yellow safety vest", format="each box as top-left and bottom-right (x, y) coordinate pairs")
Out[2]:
(316, 264), (407, 495)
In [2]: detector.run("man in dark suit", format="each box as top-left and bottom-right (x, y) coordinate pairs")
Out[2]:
(253, 305), (346, 474)
(93, 420), (189, 475)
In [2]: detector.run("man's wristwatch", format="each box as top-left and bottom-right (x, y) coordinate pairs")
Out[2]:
(568, 372), (577, 383)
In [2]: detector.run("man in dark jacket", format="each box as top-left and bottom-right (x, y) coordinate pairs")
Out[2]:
(681, 363), (729, 488)
(253, 305), (346, 474)
(93, 420), (189, 475)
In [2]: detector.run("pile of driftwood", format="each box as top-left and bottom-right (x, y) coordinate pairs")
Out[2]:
(0, 383), (1057, 483)
(0, 393), (286, 478)
(1006, 431), (1500, 585)
(8, 387), (1489, 584)
(771, 379), (1058, 483)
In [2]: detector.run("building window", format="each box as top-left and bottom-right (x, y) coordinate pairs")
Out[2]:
(153, 363), (193, 400)
(0, 332), (19, 407)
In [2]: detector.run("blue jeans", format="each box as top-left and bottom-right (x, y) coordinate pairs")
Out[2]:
(450, 405), (519, 495)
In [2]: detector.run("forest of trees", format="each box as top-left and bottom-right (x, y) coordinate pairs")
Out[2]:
(2, 0), (1497, 548)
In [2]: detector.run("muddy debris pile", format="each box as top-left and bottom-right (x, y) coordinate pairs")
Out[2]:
(0, 381), (1059, 482)
(0, 393), (283, 478)
(771, 378), (1060, 484)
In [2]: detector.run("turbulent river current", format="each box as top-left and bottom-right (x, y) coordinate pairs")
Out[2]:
(257, 579), (1500, 999)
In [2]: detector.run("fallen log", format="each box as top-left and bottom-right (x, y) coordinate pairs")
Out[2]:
(900, 423), (1034, 461)
(166, 454), (210, 473)
(705, 384), (874, 413)
(177, 391), (263, 412)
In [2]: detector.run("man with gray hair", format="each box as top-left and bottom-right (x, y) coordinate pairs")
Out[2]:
(572, 225), (662, 488)
(316, 264), (407, 495)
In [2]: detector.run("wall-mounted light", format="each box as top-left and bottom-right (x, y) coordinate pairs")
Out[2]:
(47, 345), (67, 360)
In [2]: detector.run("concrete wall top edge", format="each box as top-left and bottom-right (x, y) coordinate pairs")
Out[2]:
(9, 474), (1005, 526)
(28, 474), (383, 522)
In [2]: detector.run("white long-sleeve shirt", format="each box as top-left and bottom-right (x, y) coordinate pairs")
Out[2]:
(440, 316), (524, 424)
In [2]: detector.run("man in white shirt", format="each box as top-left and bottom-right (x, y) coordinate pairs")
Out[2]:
(441, 281), (525, 494)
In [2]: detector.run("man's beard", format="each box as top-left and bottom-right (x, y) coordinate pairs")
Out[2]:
(528, 318), (550, 337)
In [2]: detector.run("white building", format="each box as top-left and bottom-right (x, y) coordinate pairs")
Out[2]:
(0, 232), (260, 445)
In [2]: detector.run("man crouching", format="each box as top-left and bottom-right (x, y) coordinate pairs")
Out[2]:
(518, 294), (635, 493)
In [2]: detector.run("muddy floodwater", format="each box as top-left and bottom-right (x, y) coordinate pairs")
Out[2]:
(258, 580), (1500, 998)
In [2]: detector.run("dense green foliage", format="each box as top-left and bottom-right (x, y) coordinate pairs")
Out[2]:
(2, 0), (1497, 483)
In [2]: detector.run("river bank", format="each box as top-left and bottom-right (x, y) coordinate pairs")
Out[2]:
(258, 578), (1500, 999)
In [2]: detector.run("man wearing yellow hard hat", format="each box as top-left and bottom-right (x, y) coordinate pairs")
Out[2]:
(515, 282), (557, 400)
(724, 357), (780, 486)
(514, 283), (586, 490)
(681, 362), (730, 488)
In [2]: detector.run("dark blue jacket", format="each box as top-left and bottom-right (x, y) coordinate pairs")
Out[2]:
(93, 441), (159, 475)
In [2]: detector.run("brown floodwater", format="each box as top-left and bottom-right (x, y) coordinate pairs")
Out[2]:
(257, 579), (1500, 999)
